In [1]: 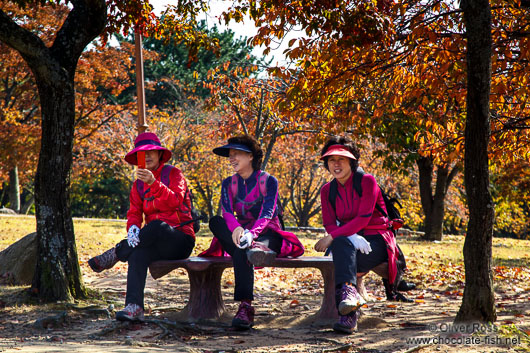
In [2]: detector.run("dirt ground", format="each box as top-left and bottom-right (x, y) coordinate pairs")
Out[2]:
(0, 262), (528, 353)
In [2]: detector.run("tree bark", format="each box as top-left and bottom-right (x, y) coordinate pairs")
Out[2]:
(20, 189), (35, 215)
(456, 0), (496, 323)
(0, 182), (7, 207)
(8, 165), (20, 213)
(0, 0), (107, 301)
(417, 158), (460, 241)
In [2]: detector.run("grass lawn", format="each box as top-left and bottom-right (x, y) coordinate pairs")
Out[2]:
(2, 214), (529, 269)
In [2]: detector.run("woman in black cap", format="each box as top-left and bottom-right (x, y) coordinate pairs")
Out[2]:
(200, 135), (304, 330)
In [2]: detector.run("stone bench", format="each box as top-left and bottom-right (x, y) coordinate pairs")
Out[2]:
(149, 256), (389, 321)
(149, 256), (337, 321)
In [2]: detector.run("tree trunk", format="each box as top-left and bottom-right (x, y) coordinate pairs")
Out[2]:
(32, 70), (86, 301)
(0, 181), (7, 207)
(21, 192), (35, 215)
(0, 0), (107, 301)
(456, 0), (496, 323)
(8, 165), (20, 213)
(417, 158), (459, 241)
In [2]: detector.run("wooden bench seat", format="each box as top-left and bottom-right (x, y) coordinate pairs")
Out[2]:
(149, 256), (337, 321)
(149, 256), (389, 321)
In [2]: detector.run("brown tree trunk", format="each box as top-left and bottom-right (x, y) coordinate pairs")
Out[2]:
(0, 182), (7, 207)
(417, 157), (459, 241)
(8, 165), (20, 213)
(456, 0), (496, 323)
(0, 0), (107, 301)
(32, 74), (86, 301)
(20, 189), (35, 215)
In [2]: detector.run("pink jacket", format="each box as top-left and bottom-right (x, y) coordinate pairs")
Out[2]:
(200, 171), (304, 258)
(321, 172), (399, 283)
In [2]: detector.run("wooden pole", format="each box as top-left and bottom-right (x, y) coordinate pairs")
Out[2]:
(135, 30), (148, 133)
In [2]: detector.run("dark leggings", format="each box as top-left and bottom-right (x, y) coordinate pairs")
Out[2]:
(209, 215), (283, 301)
(115, 220), (195, 308)
(330, 234), (388, 287)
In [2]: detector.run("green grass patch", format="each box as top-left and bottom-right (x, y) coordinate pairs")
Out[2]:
(2, 215), (530, 296)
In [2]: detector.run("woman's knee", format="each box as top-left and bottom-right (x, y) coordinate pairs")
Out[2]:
(232, 248), (249, 264)
(140, 220), (165, 235)
(209, 215), (226, 234)
(331, 236), (352, 249)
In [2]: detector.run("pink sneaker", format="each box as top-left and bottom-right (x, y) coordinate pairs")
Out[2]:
(116, 303), (144, 321)
(231, 301), (255, 330)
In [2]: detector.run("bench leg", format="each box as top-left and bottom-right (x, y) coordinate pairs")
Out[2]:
(185, 267), (225, 320)
(315, 266), (338, 320)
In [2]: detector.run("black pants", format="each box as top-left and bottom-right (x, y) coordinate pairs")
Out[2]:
(330, 234), (388, 287)
(209, 215), (283, 301)
(115, 220), (195, 308)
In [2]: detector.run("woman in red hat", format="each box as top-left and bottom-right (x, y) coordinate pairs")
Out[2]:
(315, 135), (410, 334)
(88, 132), (195, 321)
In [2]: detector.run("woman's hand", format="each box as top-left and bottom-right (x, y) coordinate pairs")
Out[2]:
(137, 169), (156, 185)
(314, 234), (333, 252)
(347, 234), (372, 254)
(232, 226), (244, 246)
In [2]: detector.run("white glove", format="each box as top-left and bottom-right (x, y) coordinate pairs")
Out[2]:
(347, 233), (372, 254)
(237, 229), (253, 249)
(127, 225), (140, 248)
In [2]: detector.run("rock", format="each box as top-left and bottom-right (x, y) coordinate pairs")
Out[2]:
(34, 311), (67, 329)
(0, 207), (16, 214)
(0, 232), (37, 285)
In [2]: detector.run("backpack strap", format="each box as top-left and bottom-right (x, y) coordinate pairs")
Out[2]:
(136, 164), (174, 201)
(230, 174), (238, 201)
(257, 171), (269, 198)
(136, 180), (146, 200)
(352, 166), (387, 217)
(328, 179), (339, 214)
(328, 167), (389, 221)
(160, 164), (174, 186)
(328, 167), (365, 213)
(352, 167), (365, 198)
(230, 171), (269, 200)
(376, 190), (389, 218)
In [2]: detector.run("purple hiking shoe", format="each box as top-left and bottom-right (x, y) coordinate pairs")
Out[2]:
(232, 301), (255, 330)
(333, 310), (361, 334)
(337, 283), (365, 315)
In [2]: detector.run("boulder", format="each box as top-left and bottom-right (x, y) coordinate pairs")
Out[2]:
(0, 232), (37, 285)
(0, 207), (16, 214)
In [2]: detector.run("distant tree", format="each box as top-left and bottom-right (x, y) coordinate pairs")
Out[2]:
(115, 21), (264, 110)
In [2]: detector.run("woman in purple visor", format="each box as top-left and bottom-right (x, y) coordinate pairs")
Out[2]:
(200, 135), (304, 330)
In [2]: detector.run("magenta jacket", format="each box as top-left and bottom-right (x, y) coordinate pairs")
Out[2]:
(200, 170), (304, 258)
(321, 172), (399, 283)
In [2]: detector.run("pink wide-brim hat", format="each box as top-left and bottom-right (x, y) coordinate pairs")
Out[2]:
(124, 132), (172, 166)
(320, 144), (357, 160)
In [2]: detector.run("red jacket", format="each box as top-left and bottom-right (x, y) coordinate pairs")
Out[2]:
(126, 163), (195, 238)
(321, 172), (399, 283)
